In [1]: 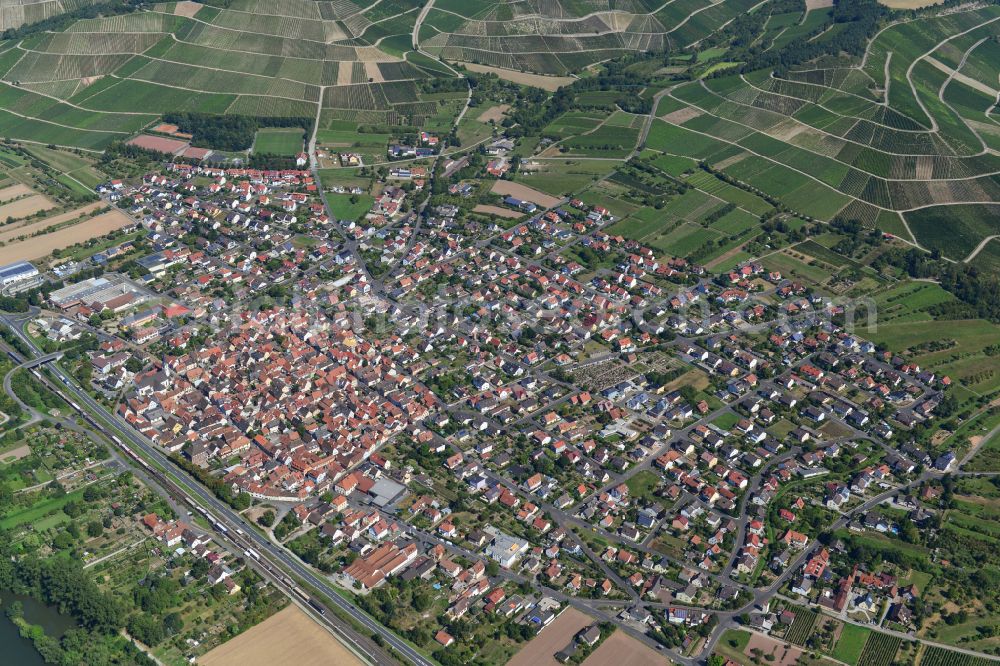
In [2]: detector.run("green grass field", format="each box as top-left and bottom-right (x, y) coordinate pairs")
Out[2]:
(831, 623), (872, 666)
(560, 124), (640, 158)
(761, 251), (833, 286)
(253, 127), (305, 156)
(606, 208), (668, 241)
(326, 194), (373, 222)
(859, 318), (1000, 397)
(965, 413), (1000, 471)
(712, 412), (740, 431)
(317, 129), (389, 150)
(624, 470), (660, 502)
(0, 487), (86, 530)
(517, 159), (619, 196)
(869, 282), (956, 324)
(712, 629), (755, 666)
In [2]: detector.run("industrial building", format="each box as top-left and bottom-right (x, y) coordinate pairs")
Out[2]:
(0, 260), (41, 294)
(48, 273), (148, 311)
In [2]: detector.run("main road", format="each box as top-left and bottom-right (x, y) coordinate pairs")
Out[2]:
(0, 313), (430, 666)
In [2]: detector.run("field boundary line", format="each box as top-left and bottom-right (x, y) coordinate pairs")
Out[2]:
(935, 36), (991, 155)
(753, 73), (944, 139)
(659, 88), (891, 213)
(0, 97), (133, 135)
(146, 9), (350, 49)
(902, 14), (1000, 132)
(962, 234), (998, 262)
(686, 0), (769, 47)
(0, 74), (158, 117)
(129, 53), (327, 96)
(159, 31), (418, 69)
(704, 78), (1000, 179)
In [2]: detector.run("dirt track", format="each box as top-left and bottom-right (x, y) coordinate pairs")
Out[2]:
(0, 444), (31, 462)
(661, 107), (702, 124)
(742, 632), (803, 666)
(458, 63), (574, 92)
(365, 61), (384, 83)
(174, 0), (201, 16)
(128, 134), (188, 155)
(199, 605), (364, 666)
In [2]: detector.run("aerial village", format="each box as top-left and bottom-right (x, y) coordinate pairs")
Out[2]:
(7, 130), (969, 664)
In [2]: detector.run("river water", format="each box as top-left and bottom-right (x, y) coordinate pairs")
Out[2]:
(0, 590), (78, 665)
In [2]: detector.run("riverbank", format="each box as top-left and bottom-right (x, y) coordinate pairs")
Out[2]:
(0, 590), (78, 666)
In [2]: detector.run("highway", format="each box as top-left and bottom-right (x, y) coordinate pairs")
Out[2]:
(0, 314), (430, 666)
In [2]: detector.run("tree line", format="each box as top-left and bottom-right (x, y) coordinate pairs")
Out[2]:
(0, 552), (155, 665)
(491, 56), (657, 138)
(162, 113), (312, 152)
(741, 0), (888, 75)
(1, 0), (146, 41)
(872, 247), (1000, 322)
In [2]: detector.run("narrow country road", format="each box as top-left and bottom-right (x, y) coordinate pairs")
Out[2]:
(412, 0), (434, 50)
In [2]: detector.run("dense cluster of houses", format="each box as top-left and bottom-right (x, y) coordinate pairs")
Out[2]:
(119, 309), (437, 500)
(76, 142), (970, 663)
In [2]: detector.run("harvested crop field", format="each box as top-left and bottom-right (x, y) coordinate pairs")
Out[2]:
(506, 607), (593, 666)
(0, 202), (106, 244)
(174, 0), (202, 16)
(199, 605), (363, 666)
(581, 630), (670, 666)
(478, 104), (510, 123)
(0, 184), (34, 202)
(127, 134), (189, 155)
(0, 194), (55, 221)
(365, 62), (384, 83)
(458, 63), (574, 92)
(0, 209), (131, 264)
(474, 204), (524, 218)
(337, 65), (353, 86)
(661, 107), (702, 124)
(491, 180), (562, 208)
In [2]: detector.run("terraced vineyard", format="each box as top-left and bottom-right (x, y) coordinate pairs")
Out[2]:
(642, 3), (1000, 260)
(0, 0), (456, 150)
(419, 0), (764, 75)
(0, 0), (994, 270)
(0, 0), (107, 33)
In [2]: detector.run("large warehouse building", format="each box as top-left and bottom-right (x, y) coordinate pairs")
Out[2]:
(0, 261), (40, 294)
